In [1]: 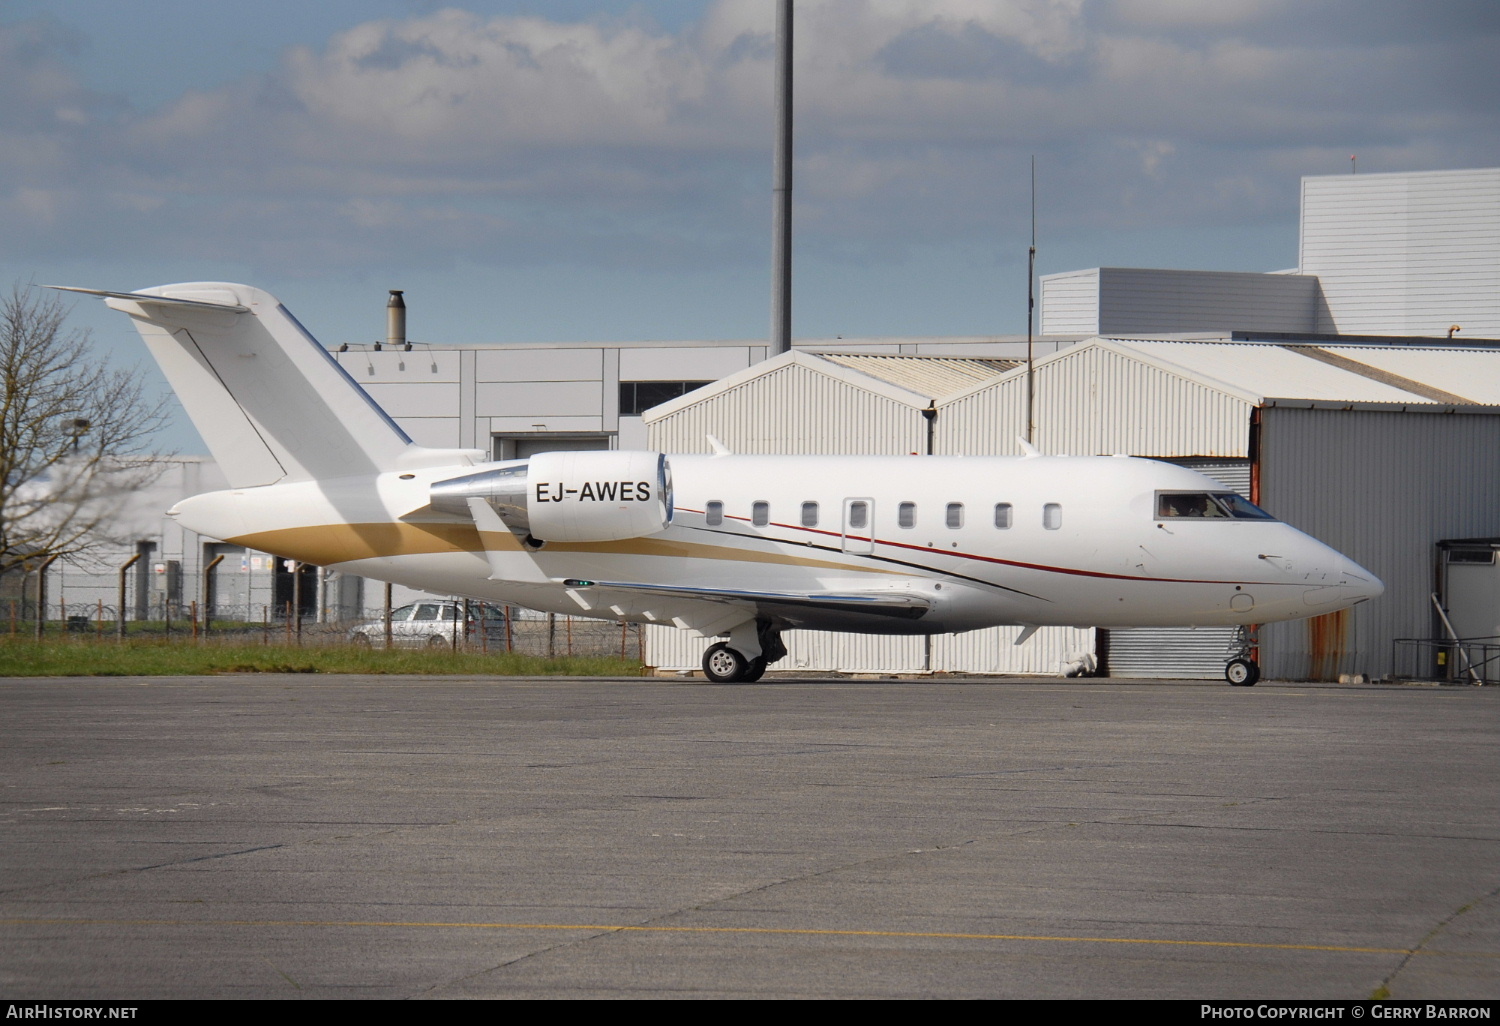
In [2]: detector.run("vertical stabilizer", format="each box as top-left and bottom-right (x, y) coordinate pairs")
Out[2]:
(65, 282), (479, 487)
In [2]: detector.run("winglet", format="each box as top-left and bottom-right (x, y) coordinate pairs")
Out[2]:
(1013, 624), (1039, 645)
(706, 434), (732, 456)
(1017, 437), (1042, 459)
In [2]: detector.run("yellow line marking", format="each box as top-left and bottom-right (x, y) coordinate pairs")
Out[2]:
(3, 918), (1492, 956)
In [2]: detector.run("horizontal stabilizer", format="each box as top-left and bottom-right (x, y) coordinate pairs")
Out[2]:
(48, 285), (249, 313)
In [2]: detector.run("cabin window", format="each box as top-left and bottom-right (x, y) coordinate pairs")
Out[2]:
(752, 501), (770, 527)
(945, 502), (964, 529)
(994, 503), (1013, 529)
(801, 501), (819, 528)
(705, 501), (723, 526)
(848, 501), (869, 530)
(1043, 503), (1062, 530)
(898, 502), (916, 529)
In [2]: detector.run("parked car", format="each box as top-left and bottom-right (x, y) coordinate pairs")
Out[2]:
(349, 601), (508, 649)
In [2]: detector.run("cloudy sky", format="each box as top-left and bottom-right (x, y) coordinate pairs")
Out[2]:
(2, 0), (1496, 451)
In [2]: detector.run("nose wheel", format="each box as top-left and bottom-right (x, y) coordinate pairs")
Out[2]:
(1225, 625), (1260, 686)
(1225, 658), (1260, 686)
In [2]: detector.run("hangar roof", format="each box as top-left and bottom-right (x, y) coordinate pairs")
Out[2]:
(1103, 339), (1500, 408)
(821, 354), (1018, 398)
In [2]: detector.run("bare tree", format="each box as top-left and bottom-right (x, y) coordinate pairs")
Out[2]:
(0, 282), (169, 576)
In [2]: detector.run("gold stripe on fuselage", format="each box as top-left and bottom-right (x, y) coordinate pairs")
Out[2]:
(227, 522), (907, 576)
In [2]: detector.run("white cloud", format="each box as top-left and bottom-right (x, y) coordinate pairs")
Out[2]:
(0, 1), (1496, 275)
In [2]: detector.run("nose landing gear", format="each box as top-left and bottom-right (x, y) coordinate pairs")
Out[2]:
(1225, 658), (1260, 686)
(701, 619), (787, 684)
(1226, 626), (1260, 686)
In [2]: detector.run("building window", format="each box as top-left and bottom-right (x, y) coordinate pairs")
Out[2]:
(752, 501), (770, 527)
(946, 502), (964, 529)
(618, 381), (714, 416)
(706, 501), (723, 526)
(1043, 503), (1062, 530)
(801, 501), (819, 528)
(994, 503), (1012, 529)
(898, 502), (916, 529)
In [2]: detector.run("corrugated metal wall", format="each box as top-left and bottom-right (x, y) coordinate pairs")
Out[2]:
(1039, 269), (1102, 334)
(644, 624), (1096, 676)
(1301, 168), (1500, 337)
(1039, 268), (1319, 336)
(932, 627), (1096, 674)
(645, 626), (927, 674)
(936, 345), (1254, 458)
(648, 360), (926, 455)
(1097, 268), (1318, 335)
(1259, 406), (1500, 680)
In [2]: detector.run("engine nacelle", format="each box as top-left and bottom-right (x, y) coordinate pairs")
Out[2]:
(429, 450), (672, 543)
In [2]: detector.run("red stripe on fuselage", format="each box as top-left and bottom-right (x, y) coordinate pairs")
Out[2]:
(677, 507), (1272, 588)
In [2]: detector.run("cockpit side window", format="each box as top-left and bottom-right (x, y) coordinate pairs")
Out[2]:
(1213, 493), (1277, 520)
(1157, 492), (1227, 519)
(1156, 492), (1277, 521)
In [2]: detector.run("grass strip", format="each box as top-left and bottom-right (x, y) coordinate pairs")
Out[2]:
(0, 639), (640, 677)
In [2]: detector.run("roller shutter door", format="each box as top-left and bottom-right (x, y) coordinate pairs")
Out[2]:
(1103, 459), (1250, 680)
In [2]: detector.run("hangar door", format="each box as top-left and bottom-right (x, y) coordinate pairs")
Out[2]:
(1104, 459), (1250, 679)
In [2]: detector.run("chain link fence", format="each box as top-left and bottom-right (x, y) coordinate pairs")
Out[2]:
(2, 599), (645, 660)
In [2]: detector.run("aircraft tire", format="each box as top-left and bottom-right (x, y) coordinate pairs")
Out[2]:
(742, 657), (768, 683)
(1226, 658), (1260, 687)
(703, 642), (753, 683)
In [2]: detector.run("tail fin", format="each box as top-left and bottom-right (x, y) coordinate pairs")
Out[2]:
(56, 282), (481, 487)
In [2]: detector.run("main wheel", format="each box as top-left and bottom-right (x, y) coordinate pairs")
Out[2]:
(741, 657), (768, 683)
(703, 642), (751, 683)
(1226, 658), (1260, 686)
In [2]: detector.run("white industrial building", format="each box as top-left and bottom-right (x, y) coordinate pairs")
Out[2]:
(1042, 167), (1499, 339)
(29, 166), (1500, 680)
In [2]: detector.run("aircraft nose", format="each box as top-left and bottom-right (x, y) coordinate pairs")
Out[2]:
(1342, 558), (1384, 602)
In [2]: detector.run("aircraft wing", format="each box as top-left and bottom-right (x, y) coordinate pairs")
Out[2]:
(563, 579), (932, 624)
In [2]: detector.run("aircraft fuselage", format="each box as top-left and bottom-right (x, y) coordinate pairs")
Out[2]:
(169, 452), (1381, 634)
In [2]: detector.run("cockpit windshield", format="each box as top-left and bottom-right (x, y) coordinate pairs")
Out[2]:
(1156, 492), (1277, 521)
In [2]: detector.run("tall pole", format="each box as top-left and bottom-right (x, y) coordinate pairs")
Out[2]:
(1026, 155), (1037, 445)
(770, 0), (793, 355)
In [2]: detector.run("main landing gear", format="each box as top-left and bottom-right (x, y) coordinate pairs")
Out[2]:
(701, 620), (787, 684)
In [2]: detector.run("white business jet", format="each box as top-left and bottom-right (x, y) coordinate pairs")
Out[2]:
(58, 282), (1382, 685)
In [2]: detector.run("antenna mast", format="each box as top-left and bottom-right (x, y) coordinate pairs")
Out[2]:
(770, 0), (793, 355)
(1026, 156), (1036, 445)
